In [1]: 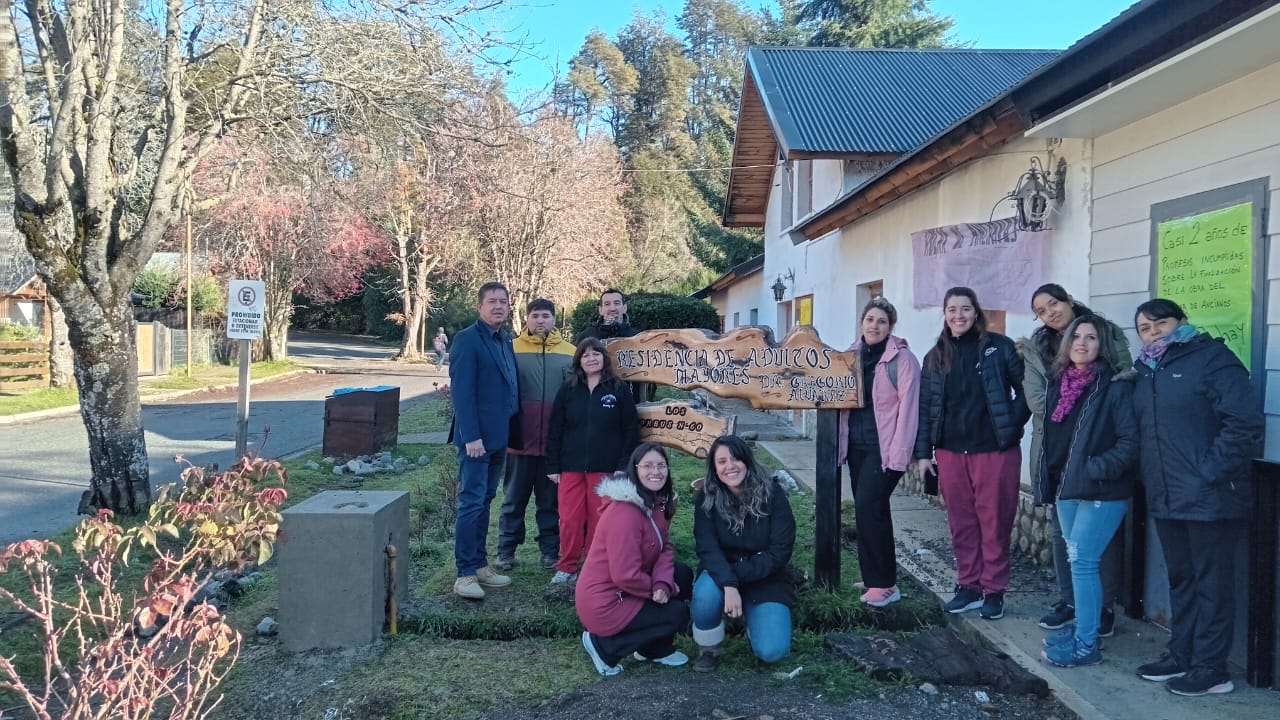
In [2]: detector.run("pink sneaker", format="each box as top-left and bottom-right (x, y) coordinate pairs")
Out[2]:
(860, 586), (901, 608)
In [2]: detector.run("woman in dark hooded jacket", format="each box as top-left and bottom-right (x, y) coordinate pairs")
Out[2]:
(1130, 299), (1263, 697)
(1017, 283), (1130, 635)
(1036, 315), (1138, 669)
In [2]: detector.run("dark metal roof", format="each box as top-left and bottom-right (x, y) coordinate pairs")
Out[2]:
(748, 47), (1059, 155)
(691, 253), (764, 299)
(0, 203), (35, 295)
(795, 0), (1277, 240)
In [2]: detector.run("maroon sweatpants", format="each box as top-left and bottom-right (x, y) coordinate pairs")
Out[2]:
(555, 471), (608, 574)
(935, 447), (1021, 594)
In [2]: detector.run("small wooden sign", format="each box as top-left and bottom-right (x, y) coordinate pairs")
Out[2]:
(637, 400), (736, 458)
(608, 326), (863, 409)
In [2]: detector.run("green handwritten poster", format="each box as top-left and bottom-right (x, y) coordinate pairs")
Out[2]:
(1155, 202), (1253, 369)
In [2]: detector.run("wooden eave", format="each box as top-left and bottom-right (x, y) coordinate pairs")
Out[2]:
(2, 275), (45, 299)
(723, 71), (778, 228)
(798, 99), (1028, 241)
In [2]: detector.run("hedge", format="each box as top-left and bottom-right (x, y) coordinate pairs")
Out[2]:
(568, 291), (720, 340)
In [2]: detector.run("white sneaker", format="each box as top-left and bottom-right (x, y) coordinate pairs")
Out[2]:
(453, 576), (485, 600)
(475, 566), (511, 587)
(582, 631), (621, 676)
(634, 650), (689, 667)
(550, 571), (577, 585)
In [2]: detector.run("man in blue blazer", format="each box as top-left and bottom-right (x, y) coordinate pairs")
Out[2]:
(448, 281), (520, 599)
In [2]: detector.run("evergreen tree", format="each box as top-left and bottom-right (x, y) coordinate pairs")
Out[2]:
(797, 0), (954, 47)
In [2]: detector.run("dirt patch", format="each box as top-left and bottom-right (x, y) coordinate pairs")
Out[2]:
(468, 671), (1070, 720)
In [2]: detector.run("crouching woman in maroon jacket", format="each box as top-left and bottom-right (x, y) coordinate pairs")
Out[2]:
(576, 443), (691, 676)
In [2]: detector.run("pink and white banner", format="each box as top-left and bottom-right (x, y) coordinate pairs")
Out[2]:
(911, 218), (1048, 311)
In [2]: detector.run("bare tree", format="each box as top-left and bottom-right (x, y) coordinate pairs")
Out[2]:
(0, 0), (507, 514)
(460, 104), (630, 319)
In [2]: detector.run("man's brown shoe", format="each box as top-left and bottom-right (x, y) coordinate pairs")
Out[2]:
(476, 566), (511, 587)
(454, 576), (485, 600)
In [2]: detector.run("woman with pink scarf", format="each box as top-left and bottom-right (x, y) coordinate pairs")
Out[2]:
(1038, 315), (1138, 669)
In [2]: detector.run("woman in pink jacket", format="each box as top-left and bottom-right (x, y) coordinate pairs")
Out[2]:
(837, 297), (921, 607)
(575, 443), (691, 676)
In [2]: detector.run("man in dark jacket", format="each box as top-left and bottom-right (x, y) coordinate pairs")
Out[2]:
(578, 288), (651, 402)
(447, 282), (519, 600)
(496, 299), (574, 572)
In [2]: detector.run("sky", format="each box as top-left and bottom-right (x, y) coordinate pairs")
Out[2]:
(493, 0), (1137, 98)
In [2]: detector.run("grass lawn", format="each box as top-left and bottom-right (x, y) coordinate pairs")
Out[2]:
(208, 441), (943, 719)
(0, 361), (301, 416)
(398, 391), (452, 433)
(0, 386), (80, 416)
(2, 433), (943, 720)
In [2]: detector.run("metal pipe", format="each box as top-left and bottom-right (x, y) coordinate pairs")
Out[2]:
(385, 542), (398, 635)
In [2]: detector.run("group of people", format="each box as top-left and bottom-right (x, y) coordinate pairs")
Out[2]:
(835, 284), (1261, 697)
(447, 283), (798, 676)
(447, 279), (1263, 696)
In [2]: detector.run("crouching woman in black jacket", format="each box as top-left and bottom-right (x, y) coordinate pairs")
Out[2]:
(1131, 299), (1263, 697)
(1037, 316), (1138, 669)
(690, 435), (796, 672)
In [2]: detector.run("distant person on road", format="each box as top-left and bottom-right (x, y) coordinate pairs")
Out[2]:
(545, 337), (640, 585)
(691, 435), (796, 672)
(1131, 299), (1263, 697)
(914, 286), (1029, 622)
(1016, 284), (1129, 637)
(433, 328), (448, 369)
(577, 288), (651, 403)
(448, 282), (519, 600)
(576, 443), (693, 676)
(496, 299), (575, 573)
(836, 297), (920, 608)
(1036, 315), (1138, 669)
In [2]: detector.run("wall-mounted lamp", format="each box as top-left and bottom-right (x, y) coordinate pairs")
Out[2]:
(771, 269), (796, 302)
(1007, 157), (1066, 231)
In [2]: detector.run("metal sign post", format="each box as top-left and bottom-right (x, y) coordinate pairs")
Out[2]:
(226, 279), (266, 459)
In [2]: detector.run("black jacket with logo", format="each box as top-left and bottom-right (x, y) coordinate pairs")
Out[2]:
(1133, 333), (1263, 520)
(693, 484), (797, 608)
(914, 331), (1030, 460)
(545, 378), (640, 474)
(1036, 367), (1138, 504)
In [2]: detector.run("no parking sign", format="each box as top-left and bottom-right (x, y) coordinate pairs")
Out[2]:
(227, 279), (265, 339)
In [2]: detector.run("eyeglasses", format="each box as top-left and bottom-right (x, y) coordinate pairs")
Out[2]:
(636, 462), (668, 472)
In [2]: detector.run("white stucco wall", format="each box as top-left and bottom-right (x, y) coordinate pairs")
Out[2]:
(719, 272), (767, 333)
(1089, 58), (1280, 459)
(766, 138), (1093, 358)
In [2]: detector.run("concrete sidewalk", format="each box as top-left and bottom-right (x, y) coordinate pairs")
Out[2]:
(759, 437), (1280, 720)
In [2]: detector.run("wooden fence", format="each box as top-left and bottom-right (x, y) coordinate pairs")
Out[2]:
(0, 340), (49, 392)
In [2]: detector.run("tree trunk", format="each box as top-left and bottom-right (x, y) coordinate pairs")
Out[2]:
(261, 279), (292, 361)
(47, 296), (74, 388)
(64, 292), (151, 516)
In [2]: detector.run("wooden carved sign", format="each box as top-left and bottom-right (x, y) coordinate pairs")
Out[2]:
(609, 326), (863, 409)
(637, 400), (736, 458)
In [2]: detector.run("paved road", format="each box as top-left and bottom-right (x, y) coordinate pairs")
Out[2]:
(0, 331), (446, 544)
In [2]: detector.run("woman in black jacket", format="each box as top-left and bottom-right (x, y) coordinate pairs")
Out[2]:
(690, 435), (796, 672)
(545, 338), (640, 584)
(1018, 284), (1130, 634)
(914, 286), (1030, 621)
(1130, 299), (1263, 697)
(1036, 316), (1138, 669)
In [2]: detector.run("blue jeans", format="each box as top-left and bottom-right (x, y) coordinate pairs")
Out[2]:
(455, 447), (505, 577)
(690, 571), (791, 663)
(1056, 498), (1129, 645)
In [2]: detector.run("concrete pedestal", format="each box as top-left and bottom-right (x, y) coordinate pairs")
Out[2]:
(279, 490), (409, 651)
